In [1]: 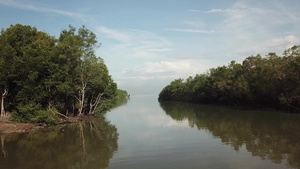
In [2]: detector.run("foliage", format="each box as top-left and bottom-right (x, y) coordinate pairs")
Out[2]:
(159, 46), (300, 112)
(11, 103), (58, 125)
(0, 24), (122, 123)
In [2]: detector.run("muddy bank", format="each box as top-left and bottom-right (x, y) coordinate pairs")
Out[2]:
(0, 115), (97, 134)
(0, 122), (38, 134)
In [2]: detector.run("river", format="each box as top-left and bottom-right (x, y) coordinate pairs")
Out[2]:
(1, 95), (300, 169)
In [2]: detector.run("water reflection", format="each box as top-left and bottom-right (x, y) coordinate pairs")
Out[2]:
(111, 95), (130, 110)
(160, 101), (300, 168)
(0, 116), (118, 169)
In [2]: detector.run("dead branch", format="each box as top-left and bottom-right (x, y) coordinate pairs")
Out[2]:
(58, 112), (69, 119)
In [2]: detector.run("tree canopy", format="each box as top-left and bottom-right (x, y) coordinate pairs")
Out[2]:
(158, 46), (300, 112)
(0, 24), (122, 124)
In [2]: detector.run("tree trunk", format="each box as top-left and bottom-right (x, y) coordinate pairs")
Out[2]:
(76, 83), (86, 116)
(88, 93), (104, 115)
(1, 88), (8, 118)
(1, 96), (4, 118)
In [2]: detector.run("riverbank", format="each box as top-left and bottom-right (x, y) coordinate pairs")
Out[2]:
(0, 115), (97, 134)
(0, 121), (38, 134)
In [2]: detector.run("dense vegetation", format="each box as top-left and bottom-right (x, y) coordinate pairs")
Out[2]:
(159, 46), (300, 112)
(0, 24), (126, 124)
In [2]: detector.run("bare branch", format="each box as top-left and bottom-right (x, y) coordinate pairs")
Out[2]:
(89, 92), (105, 114)
(58, 112), (70, 119)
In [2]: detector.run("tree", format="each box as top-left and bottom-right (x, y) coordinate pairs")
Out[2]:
(159, 46), (300, 112)
(0, 24), (120, 123)
(279, 45), (300, 111)
(0, 24), (56, 118)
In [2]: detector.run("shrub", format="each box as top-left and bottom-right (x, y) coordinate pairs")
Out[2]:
(11, 103), (58, 125)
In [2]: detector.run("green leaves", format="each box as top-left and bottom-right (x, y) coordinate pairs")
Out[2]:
(11, 103), (58, 124)
(0, 24), (120, 123)
(159, 45), (300, 112)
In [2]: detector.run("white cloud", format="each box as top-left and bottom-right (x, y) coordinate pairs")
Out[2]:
(202, 1), (300, 58)
(0, 0), (88, 21)
(97, 26), (170, 45)
(120, 60), (209, 81)
(96, 26), (133, 43)
(188, 9), (237, 13)
(274, 2), (299, 23)
(172, 1), (300, 69)
(147, 48), (171, 53)
(237, 35), (300, 56)
(182, 20), (207, 28)
(166, 53), (215, 60)
(95, 26), (178, 94)
(167, 28), (214, 33)
(97, 26), (172, 59)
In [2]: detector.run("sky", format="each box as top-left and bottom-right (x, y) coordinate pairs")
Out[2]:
(1, 0), (300, 95)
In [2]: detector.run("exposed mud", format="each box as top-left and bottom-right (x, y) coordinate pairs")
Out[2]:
(0, 114), (97, 134)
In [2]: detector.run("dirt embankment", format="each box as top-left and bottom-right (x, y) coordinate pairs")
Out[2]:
(0, 121), (38, 134)
(0, 115), (97, 134)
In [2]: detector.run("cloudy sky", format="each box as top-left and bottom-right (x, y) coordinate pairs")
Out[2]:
(1, 0), (299, 95)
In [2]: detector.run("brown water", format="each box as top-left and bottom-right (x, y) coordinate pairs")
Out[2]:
(1, 95), (300, 169)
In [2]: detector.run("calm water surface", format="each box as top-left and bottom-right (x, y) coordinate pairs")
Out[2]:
(1, 95), (300, 169)
(106, 95), (300, 169)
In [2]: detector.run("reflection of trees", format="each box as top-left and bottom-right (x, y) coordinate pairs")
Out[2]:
(0, 116), (118, 169)
(111, 90), (130, 110)
(160, 101), (300, 168)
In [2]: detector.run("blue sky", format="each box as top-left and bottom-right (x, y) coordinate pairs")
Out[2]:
(1, 0), (300, 95)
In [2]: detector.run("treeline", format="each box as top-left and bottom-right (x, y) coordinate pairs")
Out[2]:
(159, 46), (300, 112)
(0, 24), (125, 124)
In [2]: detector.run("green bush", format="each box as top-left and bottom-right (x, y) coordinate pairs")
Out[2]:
(11, 103), (58, 125)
